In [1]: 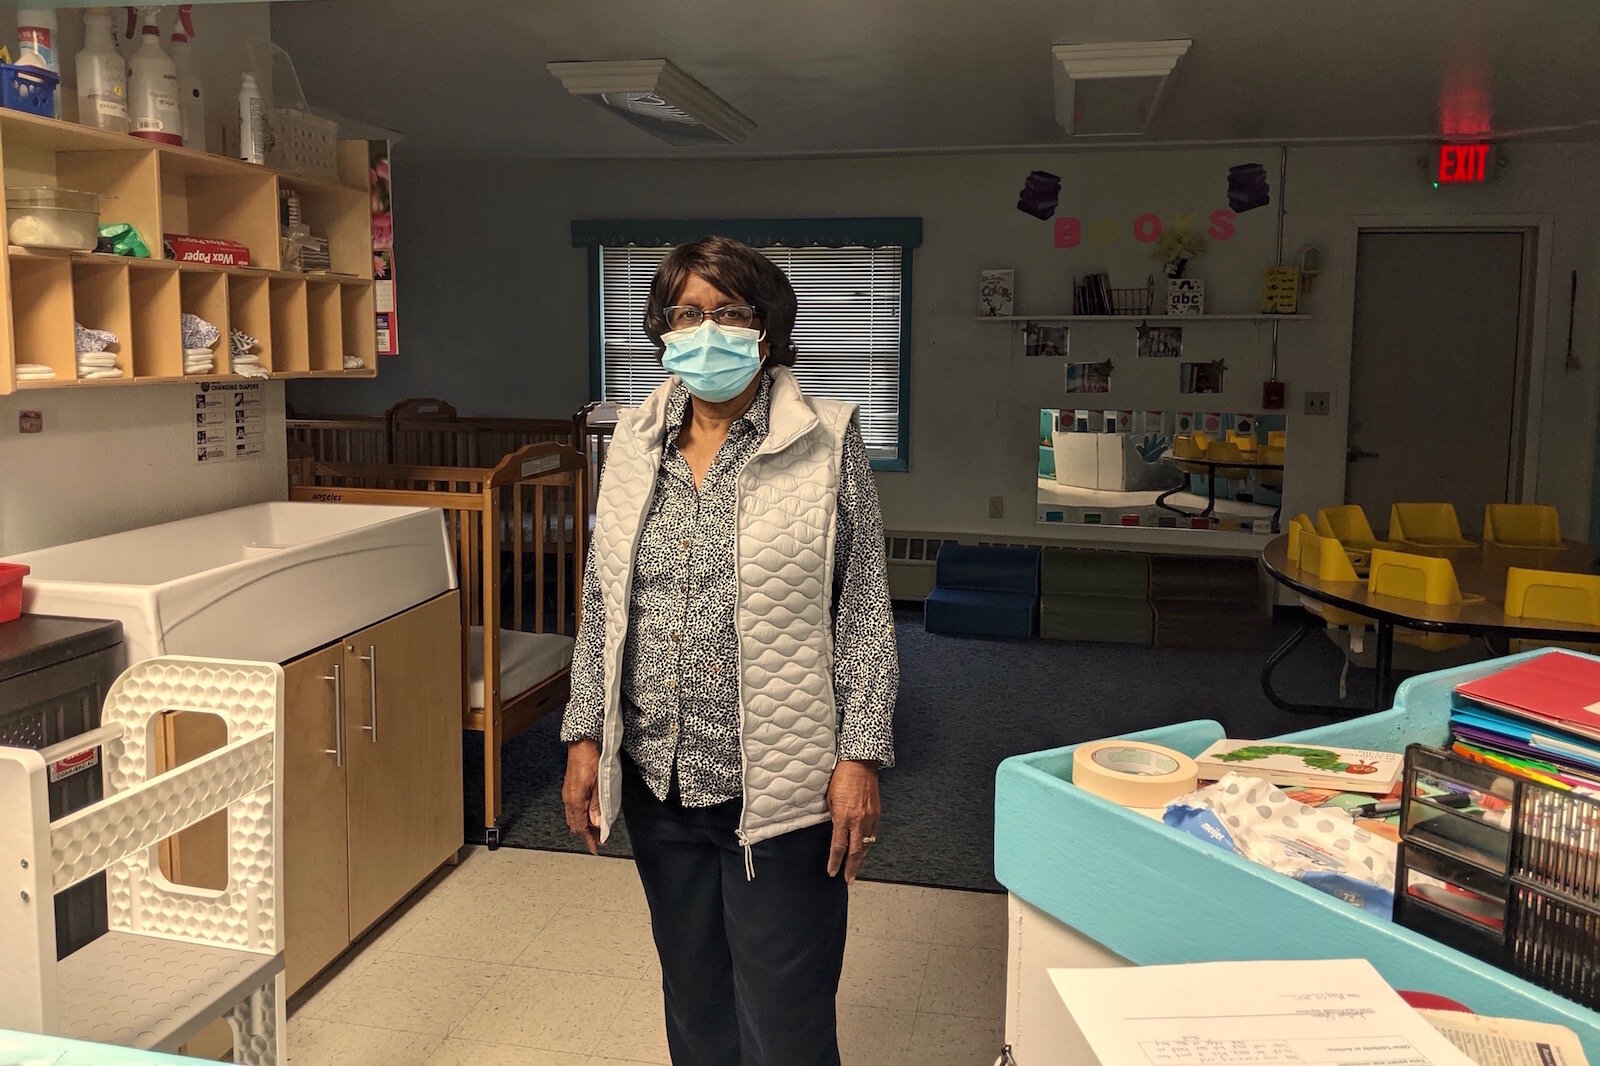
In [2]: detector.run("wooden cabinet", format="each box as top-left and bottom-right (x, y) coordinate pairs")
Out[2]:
(281, 642), (351, 992)
(343, 592), (463, 936)
(162, 591), (462, 1005)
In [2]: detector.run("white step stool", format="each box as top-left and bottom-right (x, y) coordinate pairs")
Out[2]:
(0, 657), (285, 1064)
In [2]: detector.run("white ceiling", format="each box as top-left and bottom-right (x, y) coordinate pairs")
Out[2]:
(272, 0), (1600, 159)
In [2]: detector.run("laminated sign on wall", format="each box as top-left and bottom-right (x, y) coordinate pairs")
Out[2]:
(194, 382), (265, 463)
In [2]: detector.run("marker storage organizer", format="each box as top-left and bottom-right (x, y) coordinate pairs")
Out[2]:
(1394, 743), (1600, 1010)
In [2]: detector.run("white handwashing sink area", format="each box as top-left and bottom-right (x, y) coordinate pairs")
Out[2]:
(6, 502), (457, 665)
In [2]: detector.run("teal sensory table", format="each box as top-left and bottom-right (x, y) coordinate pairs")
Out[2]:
(0, 1030), (200, 1064)
(994, 650), (1600, 1064)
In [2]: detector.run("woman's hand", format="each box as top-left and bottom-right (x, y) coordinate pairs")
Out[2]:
(562, 740), (603, 855)
(826, 760), (881, 884)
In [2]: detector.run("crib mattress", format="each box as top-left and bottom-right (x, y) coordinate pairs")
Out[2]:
(468, 628), (574, 708)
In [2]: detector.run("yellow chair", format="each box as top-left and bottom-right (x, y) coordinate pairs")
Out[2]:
(1172, 432), (1206, 460)
(1316, 504), (1380, 572)
(1484, 504), (1561, 548)
(1268, 430), (1287, 449)
(1318, 504), (1379, 548)
(1227, 430), (1259, 453)
(1367, 548), (1478, 652)
(1301, 532), (1371, 630)
(1504, 566), (1600, 652)
(1389, 503), (1476, 551)
(1286, 514), (1315, 568)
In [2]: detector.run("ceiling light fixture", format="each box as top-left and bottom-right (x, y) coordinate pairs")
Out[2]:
(1052, 40), (1192, 137)
(547, 59), (755, 146)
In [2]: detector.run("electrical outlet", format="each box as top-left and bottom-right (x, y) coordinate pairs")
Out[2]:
(1304, 391), (1331, 416)
(988, 495), (1004, 519)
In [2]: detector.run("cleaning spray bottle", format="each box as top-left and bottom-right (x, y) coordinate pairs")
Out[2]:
(238, 72), (265, 164)
(76, 8), (130, 133)
(15, 8), (61, 116)
(125, 7), (181, 145)
(169, 5), (205, 150)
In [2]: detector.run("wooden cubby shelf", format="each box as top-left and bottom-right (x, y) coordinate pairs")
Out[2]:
(0, 109), (379, 392)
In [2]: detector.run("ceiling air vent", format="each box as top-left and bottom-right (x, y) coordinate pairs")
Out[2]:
(1052, 40), (1192, 137)
(547, 59), (755, 146)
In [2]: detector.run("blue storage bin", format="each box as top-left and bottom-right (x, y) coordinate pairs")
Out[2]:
(994, 650), (1600, 1060)
(0, 65), (59, 117)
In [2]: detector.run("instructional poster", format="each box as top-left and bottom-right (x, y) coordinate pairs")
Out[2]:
(194, 382), (265, 463)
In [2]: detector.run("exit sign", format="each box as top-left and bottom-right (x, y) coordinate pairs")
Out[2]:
(1434, 142), (1495, 184)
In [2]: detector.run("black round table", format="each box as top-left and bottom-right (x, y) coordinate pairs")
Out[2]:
(1260, 533), (1599, 715)
(1158, 451), (1284, 521)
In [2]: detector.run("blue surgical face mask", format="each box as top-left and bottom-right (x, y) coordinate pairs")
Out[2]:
(660, 321), (766, 403)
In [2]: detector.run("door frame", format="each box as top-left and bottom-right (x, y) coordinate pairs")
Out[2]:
(1339, 213), (1553, 506)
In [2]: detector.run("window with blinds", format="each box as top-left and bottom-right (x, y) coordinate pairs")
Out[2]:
(598, 244), (908, 465)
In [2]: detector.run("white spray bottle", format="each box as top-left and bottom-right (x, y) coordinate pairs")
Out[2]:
(169, 5), (205, 150)
(126, 7), (182, 145)
(76, 8), (130, 133)
(16, 8), (61, 116)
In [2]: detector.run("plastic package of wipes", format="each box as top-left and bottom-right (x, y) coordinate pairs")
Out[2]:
(1163, 772), (1397, 916)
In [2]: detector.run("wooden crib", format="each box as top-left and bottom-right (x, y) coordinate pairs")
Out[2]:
(387, 397), (575, 468)
(289, 442), (586, 845)
(572, 400), (619, 534)
(286, 412), (389, 463)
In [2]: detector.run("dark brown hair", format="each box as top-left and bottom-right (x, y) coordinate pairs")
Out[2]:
(643, 236), (799, 367)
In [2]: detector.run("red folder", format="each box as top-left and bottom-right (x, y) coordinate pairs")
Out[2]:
(1455, 651), (1600, 743)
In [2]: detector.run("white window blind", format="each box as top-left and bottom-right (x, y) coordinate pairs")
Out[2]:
(598, 244), (906, 463)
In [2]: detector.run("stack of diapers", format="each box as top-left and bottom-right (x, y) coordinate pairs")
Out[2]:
(182, 313), (221, 375)
(231, 328), (267, 379)
(342, 354), (364, 369)
(1163, 772), (1397, 916)
(75, 323), (122, 380)
(15, 362), (57, 381)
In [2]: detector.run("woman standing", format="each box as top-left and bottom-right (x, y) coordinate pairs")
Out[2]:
(561, 236), (899, 1065)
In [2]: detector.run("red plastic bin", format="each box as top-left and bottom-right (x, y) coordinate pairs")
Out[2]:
(0, 562), (28, 623)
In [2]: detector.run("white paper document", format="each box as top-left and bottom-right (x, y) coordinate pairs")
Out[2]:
(1417, 1009), (1590, 1066)
(1050, 959), (1478, 1065)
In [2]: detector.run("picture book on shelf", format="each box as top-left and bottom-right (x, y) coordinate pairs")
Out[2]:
(1196, 739), (1403, 793)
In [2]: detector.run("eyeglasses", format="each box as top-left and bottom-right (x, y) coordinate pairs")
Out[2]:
(664, 304), (759, 330)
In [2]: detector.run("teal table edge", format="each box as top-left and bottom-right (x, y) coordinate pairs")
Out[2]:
(993, 649), (1600, 1059)
(0, 1029), (199, 1064)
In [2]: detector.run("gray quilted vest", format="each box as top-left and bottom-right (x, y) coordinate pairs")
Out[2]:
(591, 366), (856, 868)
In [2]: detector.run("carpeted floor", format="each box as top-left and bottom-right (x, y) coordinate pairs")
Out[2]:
(466, 609), (1434, 892)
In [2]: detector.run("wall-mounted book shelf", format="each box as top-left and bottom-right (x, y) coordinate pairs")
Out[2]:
(0, 110), (377, 393)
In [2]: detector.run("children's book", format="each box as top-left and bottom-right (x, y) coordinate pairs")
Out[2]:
(1196, 739), (1402, 794)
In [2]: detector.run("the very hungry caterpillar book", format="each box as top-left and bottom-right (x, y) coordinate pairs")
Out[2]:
(1196, 740), (1402, 794)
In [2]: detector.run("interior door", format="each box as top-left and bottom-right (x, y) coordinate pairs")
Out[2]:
(282, 643), (351, 994)
(1345, 230), (1529, 536)
(344, 592), (463, 936)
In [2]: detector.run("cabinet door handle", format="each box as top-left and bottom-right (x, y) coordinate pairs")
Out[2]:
(360, 644), (378, 743)
(323, 664), (344, 767)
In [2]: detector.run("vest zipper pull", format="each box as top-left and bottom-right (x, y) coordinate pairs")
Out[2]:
(743, 842), (755, 882)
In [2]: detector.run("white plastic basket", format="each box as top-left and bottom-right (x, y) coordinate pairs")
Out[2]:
(267, 108), (338, 180)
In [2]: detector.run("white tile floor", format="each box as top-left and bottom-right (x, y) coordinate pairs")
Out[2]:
(287, 847), (1007, 1065)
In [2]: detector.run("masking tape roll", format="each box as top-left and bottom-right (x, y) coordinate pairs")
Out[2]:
(1072, 740), (1199, 809)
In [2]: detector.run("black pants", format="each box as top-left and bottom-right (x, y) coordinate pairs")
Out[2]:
(623, 761), (848, 1066)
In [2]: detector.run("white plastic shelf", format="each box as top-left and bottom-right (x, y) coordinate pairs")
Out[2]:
(56, 932), (281, 1053)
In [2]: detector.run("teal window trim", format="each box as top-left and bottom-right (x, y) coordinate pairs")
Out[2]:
(584, 218), (918, 472)
(572, 217), (922, 250)
(587, 246), (602, 400)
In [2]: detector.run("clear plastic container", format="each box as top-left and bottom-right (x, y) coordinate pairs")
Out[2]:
(6, 187), (101, 251)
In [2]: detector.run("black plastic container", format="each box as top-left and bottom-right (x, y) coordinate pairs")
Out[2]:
(0, 614), (122, 959)
(1394, 743), (1600, 1010)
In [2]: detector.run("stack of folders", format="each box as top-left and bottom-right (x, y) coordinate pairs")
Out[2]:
(1450, 650), (1600, 794)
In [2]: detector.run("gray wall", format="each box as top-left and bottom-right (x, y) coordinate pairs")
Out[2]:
(289, 142), (1600, 541)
